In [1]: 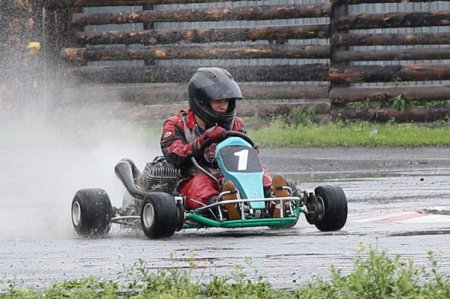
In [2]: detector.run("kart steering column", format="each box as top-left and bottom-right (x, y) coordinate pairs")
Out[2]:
(192, 131), (254, 190)
(190, 155), (220, 188)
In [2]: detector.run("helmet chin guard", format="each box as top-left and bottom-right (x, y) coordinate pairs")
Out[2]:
(188, 67), (243, 129)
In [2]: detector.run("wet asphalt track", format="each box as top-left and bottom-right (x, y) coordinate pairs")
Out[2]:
(1, 147), (449, 290)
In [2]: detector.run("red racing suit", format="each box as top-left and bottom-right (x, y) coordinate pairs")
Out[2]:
(160, 109), (272, 210)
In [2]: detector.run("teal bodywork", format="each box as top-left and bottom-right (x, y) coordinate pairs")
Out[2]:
(184, 135), (301, 229)
(215, 137), (265, 209)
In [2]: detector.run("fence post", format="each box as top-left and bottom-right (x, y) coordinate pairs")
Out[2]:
(0, 0), (45, 115)
(143, 4), (156, 66)
(329, 0), (349, 114)
(42, 3), (82, 111)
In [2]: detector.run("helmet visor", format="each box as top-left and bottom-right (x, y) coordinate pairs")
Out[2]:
(200, 79), (243, 101)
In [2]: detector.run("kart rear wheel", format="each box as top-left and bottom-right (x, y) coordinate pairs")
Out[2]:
(141, 192), (178, 239)
(313, 185), (347, 231)
(71, 188), (113, 237)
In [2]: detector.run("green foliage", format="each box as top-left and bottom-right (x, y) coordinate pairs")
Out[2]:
(244, 101), (450, 147)
(347, 100), (382, 110)
(294, 244), (450, 299)
(288, 106), (317, 127)
(346, 94), (450, 115)
(3, 245), (449, 299)
(202, 265), (273, 299)
(391, 95), (406, 112)
(4, 277), (119, 299)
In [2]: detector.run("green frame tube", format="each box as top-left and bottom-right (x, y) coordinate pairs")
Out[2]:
(184, 207), (301, 229)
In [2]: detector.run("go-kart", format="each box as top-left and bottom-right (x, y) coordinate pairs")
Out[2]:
(71, 132), (348, 239)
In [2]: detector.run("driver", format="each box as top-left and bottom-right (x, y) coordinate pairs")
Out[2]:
(160, 67), (273, 213)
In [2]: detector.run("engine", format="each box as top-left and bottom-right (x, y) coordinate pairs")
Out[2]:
(138, 156), (181, 193)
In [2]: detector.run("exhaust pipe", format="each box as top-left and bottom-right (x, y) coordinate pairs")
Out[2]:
(114, 159), (146, 200)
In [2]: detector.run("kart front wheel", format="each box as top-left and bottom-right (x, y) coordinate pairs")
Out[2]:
(71, 188), (113, 237)
(141, 192), (178, 239)
(313, 185), (347, 231)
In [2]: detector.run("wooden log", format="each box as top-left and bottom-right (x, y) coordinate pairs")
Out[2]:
(335, 11), (450, 30)
(45, 0), (244, 8)
(330, 86), (450, 103)
(334, 47), (450, 61)
(61, 44), (330, 62)
(115, 101), (331, 120)
(343, 0), (442, 4)
(64, 83), (329, 104)
(331, 105), (450, 122)
(333, 32), (450, 46)
(241, 84), (329, 101)
(344, 0), (443, 4)
(72, 3), (331, 26)
(76, 25), (330, 45)
(329, 64), (450, 84)
(69, 64), (330, 84)
(44, 0), (446, 7)
(238, 101), (331, 117)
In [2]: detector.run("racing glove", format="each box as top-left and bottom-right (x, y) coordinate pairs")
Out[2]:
(198, 126), (227, 145)
(191, 126), (226, 156)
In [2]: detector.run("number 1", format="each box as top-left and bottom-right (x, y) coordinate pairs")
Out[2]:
(234, 149), (249, 171)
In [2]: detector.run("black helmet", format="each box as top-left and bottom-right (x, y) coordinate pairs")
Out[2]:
(188, 67), (243, 129)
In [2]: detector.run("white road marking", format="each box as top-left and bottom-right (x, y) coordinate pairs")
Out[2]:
(348, 208), (450, 224)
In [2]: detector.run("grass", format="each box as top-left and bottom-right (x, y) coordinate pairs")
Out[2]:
(248, 119), (450, 148)
(1, 114), (449, 148)
(3, 245), (449, 298)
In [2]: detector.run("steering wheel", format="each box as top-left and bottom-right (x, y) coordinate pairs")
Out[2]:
(198, 130), (255, 154)
(192, 131), (255, 186)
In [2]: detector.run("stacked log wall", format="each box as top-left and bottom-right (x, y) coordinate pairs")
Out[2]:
(39, 0), (450, 121)
(330, 0), (450, 122)
(45, 0), (332, 119)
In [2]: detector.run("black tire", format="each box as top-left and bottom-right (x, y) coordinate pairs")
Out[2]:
(140, 192), (178, 239)
(314, 185), (347, 231)
(71, 188), (113, 237)
(175, 202), (185, 231)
